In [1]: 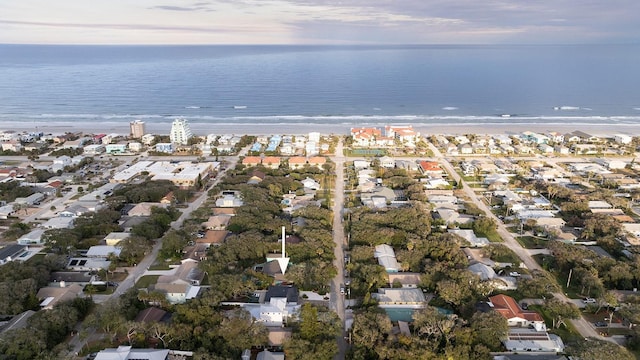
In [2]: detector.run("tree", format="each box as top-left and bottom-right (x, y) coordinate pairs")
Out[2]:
(544, 298), (580, 329)
(565, 338), (634, 360)
(217, 309), (268, 352)
(470, 311), (508, 350)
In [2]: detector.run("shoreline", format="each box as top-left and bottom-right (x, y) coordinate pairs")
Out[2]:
(2, 121), (640, 137)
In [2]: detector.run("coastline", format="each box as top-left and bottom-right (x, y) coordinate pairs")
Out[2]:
(2, 120), (640, 137)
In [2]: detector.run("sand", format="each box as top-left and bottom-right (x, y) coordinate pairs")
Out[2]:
(1, 120), (639, 137)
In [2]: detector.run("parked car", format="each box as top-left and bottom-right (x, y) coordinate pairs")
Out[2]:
(583, 298), (596, 304)
(521, 302), (528, 310)
(594, 321), (608, 327)
(509, 272), (521, 277)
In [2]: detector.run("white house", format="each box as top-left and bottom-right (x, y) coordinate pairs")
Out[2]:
(374, 244), (399, 272)
(448, 229), (490, 247)
(17, 229), (45, 245)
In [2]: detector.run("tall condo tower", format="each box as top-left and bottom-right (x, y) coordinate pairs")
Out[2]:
(129, 120), (145, 139)
(170, 118), (193, 145)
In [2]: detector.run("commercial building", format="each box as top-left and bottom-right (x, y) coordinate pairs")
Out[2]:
(129, 120), (145, 139)
(169, 118), (193, 145)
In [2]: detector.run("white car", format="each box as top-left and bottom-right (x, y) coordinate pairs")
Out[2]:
(509, 272), (521, 277)
(583, 298), (596, 304)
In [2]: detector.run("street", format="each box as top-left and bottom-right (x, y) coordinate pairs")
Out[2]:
(329, 139), (348, 359)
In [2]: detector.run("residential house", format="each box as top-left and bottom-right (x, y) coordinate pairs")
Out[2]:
(67, 258), (111, 271)
(614, 134), (633, 144)
(374, 244), (400, 272)
(301, 177), (321, 191)
(41, 216), (75, 229)
(262, 156), (281, 169)
(242, 156), (261, 167)
(489, 294), (545, 331)
(378, 156), (395, 168)
(135, 307), (169, 324)
(418, 161), (443, 176)
(468, 263), (517, 290)
(59, 204), (91, 218)
(248, 170), (266, 185)
(127, 202), (166, 217)
(372, 288), (427, 307)
(17, 229), (45, 245)
(154, 278), (200, 304)
(93, 346), (171, 360)
(0, 244), (28, 265)
(36, 283), (84, 310)
(308, 156), (326, 169)
(201, 215), (232, 230)
(458, 143), (473, 154)
(387, 273), (421, 288)
(288, 156), (307, 170)
(448, 229), (490, 247)
(86, 245), (121, 258)
(215, 191), (244, 207)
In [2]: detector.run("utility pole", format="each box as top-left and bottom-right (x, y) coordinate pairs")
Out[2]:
(566, 268), (573, 288)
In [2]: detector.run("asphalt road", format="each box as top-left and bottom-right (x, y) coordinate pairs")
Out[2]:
(329, 139), (348, 359)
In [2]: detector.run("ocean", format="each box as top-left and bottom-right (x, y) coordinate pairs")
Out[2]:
(1, 44), (639, 131)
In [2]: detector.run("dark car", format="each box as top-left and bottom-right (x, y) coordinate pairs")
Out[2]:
(594, 321), (608, 327)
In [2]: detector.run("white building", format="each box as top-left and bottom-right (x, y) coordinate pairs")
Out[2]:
(169, 118), (193, 145)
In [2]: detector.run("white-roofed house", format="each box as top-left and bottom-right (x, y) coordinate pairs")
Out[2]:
(447, 229), (490, 247)
(104, 232), (130, 246)
(94, 346), (171, 360)
(41, 216), (75, 229)
(17, 229), (46, 245)
(374, 244), (400, 272)
(86, 245), (121, 258)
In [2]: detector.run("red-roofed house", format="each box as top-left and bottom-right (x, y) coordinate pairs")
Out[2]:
(351, 127), (382, 147)
(288, 156), (307, 170)
(308, 156), (327, 169)
(47, 180), (64, 189)
(385, 125), (418, 144)
(419, 161), (443, 176)
(262, 156), (281, 169)
(489, 294), (545, 331)
(242, 156), (262, 167)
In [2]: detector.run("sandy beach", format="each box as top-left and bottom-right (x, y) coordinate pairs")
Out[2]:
(1, 120), (639, 137)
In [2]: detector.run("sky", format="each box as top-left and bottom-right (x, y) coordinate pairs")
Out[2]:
(1, 0), (639, 45)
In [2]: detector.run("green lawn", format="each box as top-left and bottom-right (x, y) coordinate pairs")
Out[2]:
(516, 236), (548, 249)
(529, 304), (584, 343)
(135, 275), (160, 289)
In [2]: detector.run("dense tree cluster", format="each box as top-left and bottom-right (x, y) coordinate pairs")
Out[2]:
(0, 297), (93, 360)
(0, 180), (35, 202)
(114, 180), (177, 204)
(0, 254), (67, 315)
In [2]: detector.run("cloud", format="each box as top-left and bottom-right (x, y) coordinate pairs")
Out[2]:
(0, 19), (284, 34)
(151, 6), (199, 12)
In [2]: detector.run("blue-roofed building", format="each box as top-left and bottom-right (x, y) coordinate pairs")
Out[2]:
(251, 143), (262, 152)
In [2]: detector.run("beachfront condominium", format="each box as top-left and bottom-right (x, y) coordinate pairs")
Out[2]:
(130, 120), (145, 139)
(170, 118), (193, 145)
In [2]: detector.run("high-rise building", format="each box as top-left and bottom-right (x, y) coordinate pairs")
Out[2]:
(129, 120), (145, 139)
(170, 118), (193, 145)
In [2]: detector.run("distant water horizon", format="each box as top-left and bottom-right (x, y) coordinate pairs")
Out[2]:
(1, 44), (639, 130)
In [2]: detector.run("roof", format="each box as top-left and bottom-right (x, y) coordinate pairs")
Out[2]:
(86, 245), (122, 257)
(94, 346), (170, 360)
(265, 285), (298, 303)
(373, 288), (427, 304)
(0, 310), (36, 335)
(289, 156), (307, 164)
(308, 156), (326, 164)
(0, 244), (27, 260)
(203, 230), (229, 244)
(489, 294), (543, 322)
(135, 307), (169, 323)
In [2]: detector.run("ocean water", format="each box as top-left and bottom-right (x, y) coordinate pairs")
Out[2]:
(1, 44), (639, 128)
